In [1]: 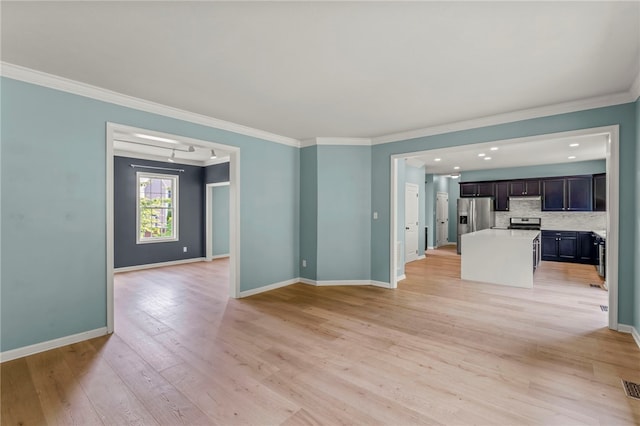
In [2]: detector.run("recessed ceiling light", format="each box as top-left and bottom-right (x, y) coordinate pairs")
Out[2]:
(568, 155), (576, 159)
(490, 147), (499, 151)
(569, 143), (579, 147)
(134, 133), (179, 144)
(434, 158), (441, 162)
(478, 153), (486, 157)
(484, 157), (492, 160)
(454, 166), (460, 170)
(450, 173), (460, 179)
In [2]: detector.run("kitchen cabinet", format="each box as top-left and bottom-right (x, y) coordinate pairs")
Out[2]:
(460, 181), (494, 197)
(509, 179), (540, 196)
(593, 173), (606, 211)
(541, 231), (577, 261)
(578, 231), (598, 264)
(542, 230), (597, 264)
(541, 176), (592, 211)
(494, 181), (509, 211)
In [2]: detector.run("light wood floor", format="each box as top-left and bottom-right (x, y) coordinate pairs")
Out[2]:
(2, 249), (640, 425)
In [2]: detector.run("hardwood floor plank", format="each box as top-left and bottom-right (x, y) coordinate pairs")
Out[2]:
(25, 349), (103, 425)
(2, 252), (639, 425)
(0, 358), (48, 425)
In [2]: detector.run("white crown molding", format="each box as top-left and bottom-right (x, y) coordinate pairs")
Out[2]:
(0, 62), (300, 148)
(315, 137), (372, 146)
(630, 71), (640, 102)
(372, 91), (637, 145)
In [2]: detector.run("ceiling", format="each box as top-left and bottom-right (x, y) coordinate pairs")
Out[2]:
(407, 132), (608, 176)
(2, 1), (639, 142)
(113, 129), (230, 166)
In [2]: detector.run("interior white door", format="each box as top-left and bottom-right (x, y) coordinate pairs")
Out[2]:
(436, 192), (449, 247)
(405, 183), (419, 263)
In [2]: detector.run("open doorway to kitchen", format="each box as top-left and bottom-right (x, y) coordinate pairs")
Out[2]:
(106, 123), (240, 334)
(435, 191), (449, 247)
(390, 125), (619, 331)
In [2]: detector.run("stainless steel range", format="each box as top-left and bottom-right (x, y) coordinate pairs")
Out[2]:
(509, 217), (542, 230)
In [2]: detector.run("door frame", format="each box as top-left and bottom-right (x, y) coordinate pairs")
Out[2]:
(390, 125), (620, 331)
(206, 181), (231, 260)
(106, 122), (241, 334)
(435, 191), (449, 248)
(404, 182), (420, 263)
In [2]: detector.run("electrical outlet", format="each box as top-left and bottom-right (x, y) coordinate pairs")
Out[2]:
(183, 247), (187, 253)
(373, 211), (378, 219)
(302, 259), (307, 268)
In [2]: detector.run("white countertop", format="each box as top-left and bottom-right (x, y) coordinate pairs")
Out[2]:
(464, 228), (540, 240)
(593, 229), (607, 239)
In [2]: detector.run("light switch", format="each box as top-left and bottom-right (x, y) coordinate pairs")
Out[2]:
(373, 212), (378, 219)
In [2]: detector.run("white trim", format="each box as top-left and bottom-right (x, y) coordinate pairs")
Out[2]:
(114, 257), (206, 273)
(630, 71), (640, 101)
(136, 171), (179, 244)
(239, 278), (300, 298)
(390, 158), (399, 289)
(370, 280), (393, 289)
(203, 156), (231, 167)
(373, 92), (635, 145)
(618, 324), (640, 350)
(397, 274), (406, 281)
(0, 327), (108, 363)
(209, 254), (230, 260)
(205, 182), (231, 261)
(299, 278), (316, 286)
(106, 123), (115, 334)
(315, 137), (372, 146)
(298, 278), (393, 288)
(417, 255), (426, 260)
(1, 62), (299, 148)
(389, 125), (620, 330)
(228, 149), (241, 298)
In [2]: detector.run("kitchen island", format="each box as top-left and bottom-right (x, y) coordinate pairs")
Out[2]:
(461, 229), (541, 288)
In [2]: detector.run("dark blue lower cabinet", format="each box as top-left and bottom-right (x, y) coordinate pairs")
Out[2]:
(541, 230), (596, 264)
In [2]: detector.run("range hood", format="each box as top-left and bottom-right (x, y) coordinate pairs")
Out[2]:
(509, 195), (542, 201)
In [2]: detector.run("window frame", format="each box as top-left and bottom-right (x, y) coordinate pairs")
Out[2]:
(136, 171), (179, 244)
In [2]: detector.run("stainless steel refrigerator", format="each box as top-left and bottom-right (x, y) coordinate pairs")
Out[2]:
(457, 197), (495, 254)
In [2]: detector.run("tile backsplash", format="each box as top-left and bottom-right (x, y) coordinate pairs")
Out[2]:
(494, 198), (606, 231)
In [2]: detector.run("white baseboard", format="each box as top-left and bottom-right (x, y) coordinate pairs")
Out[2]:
(0, 327), (108, 363)
(115, 257), (206, 273)
(618, 324), (640, 350)
(239, 278), (300, 298)
(397, 274), (407, 281)
(418, 255), (426, 260)
(371, 280), (393, 289)
(299, 278), (316, 286)
(298, 278), (392, 288)
(427, 246), (435, 250)
(210, 254), (230, 260)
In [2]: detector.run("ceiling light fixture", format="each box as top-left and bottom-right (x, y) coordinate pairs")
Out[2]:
(478, 153), (486, 157)
(568, 155), (576, 159)
(490, 147), (499, 151)
(168, 149), (176, 163)
(569, 143), (580, 147)
(450, 173), (460, 179)
(454, 166), (460, 170)
(434, 158), (441, 162)
(210, 149), (217, 159)
(484, 157), (492, 160)
(134, 133), (179, 144)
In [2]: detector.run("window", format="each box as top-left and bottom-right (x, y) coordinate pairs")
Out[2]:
(136, 172), (178, 243)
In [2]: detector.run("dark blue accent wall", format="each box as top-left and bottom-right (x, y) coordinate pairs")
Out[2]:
(114, 156), (205, 268)
(205, 162), (230, 183)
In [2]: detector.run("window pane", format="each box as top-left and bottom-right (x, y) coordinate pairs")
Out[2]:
(137, 173), (177, 242)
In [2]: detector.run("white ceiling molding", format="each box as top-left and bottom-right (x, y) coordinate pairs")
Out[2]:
(630, 70), (640, 102)
(299, 138), (318, 148)
(0, 62), (300, 148)
(315, 137), (372, 146)
(371, 90), (637, 145)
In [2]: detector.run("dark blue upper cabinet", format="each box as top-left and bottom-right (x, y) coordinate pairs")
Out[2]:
(542, 176), (593, 211)
(566, 176), (593, 211)
(542, 178), (565, 211)
(593, 173), (606, 211)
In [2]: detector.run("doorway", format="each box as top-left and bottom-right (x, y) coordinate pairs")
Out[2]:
(404, 183), (419, 263)
(106, 123), (241, 334)
(435, 191), (449, 247)
(206, 182), (231, 260)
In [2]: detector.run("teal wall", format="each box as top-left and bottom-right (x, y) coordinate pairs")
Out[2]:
(635, 97), (640, 333)
(459, 159), (606, 182)
(211, 185), (230, 256)
(299, 146), (318, 280)
(371, 102), (637, 325)
(0, 77), (300, 352)
(316, 146), (371, 281)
